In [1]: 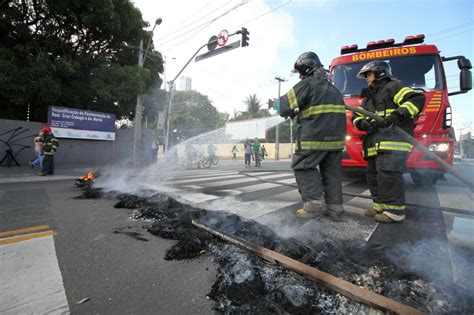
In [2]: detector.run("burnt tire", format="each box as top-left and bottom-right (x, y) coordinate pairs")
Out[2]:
(410, 172), (439, 187)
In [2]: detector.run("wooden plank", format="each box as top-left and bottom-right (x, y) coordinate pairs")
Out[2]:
(192, 220), (425, 315)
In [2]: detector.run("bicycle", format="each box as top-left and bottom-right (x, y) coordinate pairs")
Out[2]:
(200, 156), (211, 168)
(200, 154), (218, 168)
(209, 154), (219, 166)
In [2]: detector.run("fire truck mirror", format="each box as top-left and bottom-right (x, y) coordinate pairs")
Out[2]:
(460, 69), (472, 92)
(458, 57), (472, 70)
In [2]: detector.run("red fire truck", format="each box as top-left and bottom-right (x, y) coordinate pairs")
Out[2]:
(330, 35), (472, 186)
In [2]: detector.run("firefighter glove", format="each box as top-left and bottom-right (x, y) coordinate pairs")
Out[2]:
(357, 119), (374, 133)
(385, 112), (402, 127)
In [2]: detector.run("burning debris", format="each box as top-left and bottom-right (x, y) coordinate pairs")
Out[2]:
(76, 189), (474, 313)
(73, 187), (103, 199)
(75, 171), (95, 188)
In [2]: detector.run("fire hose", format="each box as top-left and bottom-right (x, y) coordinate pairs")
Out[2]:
(345, 105), (474, 190)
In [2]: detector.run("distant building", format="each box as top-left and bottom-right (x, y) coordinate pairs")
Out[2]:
(179, 76), (192, 91)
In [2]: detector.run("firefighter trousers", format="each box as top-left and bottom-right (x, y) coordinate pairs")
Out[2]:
(366, 153), (406, 215)
(292, 150), (343, 209)
(42, 155), (55, 175)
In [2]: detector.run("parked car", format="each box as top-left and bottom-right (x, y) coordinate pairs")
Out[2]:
(454, 154), (462, 162)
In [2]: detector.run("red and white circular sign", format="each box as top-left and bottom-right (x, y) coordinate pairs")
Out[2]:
(217, 29), (229, 47)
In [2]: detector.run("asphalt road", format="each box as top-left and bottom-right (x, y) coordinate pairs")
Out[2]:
(1, 159), (473, 313)
(0, 175), (215, 314)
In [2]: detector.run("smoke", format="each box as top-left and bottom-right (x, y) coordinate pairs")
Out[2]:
(95, 116), (288, 196)
(386, 238), (452, 283)
(386, 237), (474, 292)
(256, 204), (376, 244)
(93, 160), (176, 196)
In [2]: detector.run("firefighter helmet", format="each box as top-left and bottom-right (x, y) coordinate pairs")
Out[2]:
(357, 60), (392, 80)
(292, 51), (323, 77)
(40, 126), (52, 134)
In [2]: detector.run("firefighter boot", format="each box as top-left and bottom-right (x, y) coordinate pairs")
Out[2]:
(374, 211), (405, 223)
(364, 203), (382, 217)
(364, 208), (382, 217)
(325, 204), (345, 222)
(296, 199), (326, 218)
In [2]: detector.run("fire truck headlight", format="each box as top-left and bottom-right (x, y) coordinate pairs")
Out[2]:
(429, 143), (450, 152)
(436, 143), (450, 152)
(345, 135), (352, 141)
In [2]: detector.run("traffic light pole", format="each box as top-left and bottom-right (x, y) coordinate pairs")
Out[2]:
(164, 28), (248, 153)
(164, 41), (210, 153)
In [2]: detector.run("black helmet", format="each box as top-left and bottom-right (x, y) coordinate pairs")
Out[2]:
(357, 60), (392, 80)
(292, 51), (323, 77)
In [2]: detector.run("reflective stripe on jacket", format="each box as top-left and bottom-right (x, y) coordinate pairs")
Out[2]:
(351, 78), (425, 158)
(40, 134), (59, 156)
(280, 74), (346, 151)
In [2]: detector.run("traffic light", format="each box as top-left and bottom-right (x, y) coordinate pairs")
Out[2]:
(241, 27), (249, 47)
(267, 99), (273, 109)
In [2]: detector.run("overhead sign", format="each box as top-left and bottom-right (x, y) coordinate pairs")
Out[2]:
(47, 106), (116, 141)
(217, 29), (229, 47)
(196, 40), (241, 62)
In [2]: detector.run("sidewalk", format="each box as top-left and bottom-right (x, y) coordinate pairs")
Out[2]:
(0, 164), (104, 184)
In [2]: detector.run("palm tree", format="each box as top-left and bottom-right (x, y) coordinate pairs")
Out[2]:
(244, 94), (261, 118)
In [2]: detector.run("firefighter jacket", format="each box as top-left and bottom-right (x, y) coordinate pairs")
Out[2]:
(351, 77), (425, 159)
(279, 75), (346, 151)
(40, 134), (59, 156)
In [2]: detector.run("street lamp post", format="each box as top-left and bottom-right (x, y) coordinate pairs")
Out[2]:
(163, 56), (176, 90)
(275, 76), (287, 160)
(133, 18), (162, 163)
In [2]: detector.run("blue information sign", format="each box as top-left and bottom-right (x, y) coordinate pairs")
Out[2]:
(47, 106), (116, 141)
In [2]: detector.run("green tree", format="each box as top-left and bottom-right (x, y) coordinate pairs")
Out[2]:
(232, 93), (270, 120)
(0, 0), (163, 122)
(142, 84), (168, 128)
(169, 91), (227, 142)
(245, 94), (261, 118)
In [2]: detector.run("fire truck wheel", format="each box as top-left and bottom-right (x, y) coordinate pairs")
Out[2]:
(410, 172), (439, 187)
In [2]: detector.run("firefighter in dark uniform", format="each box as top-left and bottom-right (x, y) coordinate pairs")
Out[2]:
(39, 126), (59, 176)
(352, 61), (425, 223)
(280, 52), (346, 219)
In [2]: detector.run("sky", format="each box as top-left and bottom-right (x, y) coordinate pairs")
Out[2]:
(133, 0), (473, 136)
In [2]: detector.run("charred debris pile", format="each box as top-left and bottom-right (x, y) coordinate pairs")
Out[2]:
(77, 189), (473, 314)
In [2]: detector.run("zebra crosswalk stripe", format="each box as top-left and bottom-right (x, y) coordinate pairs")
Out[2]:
(169, 173), (242, 184)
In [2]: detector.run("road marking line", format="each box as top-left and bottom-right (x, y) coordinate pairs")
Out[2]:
(169, 174), (243, 184)
(0, 230), (55, 246)
(0, 225), (50, 238)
